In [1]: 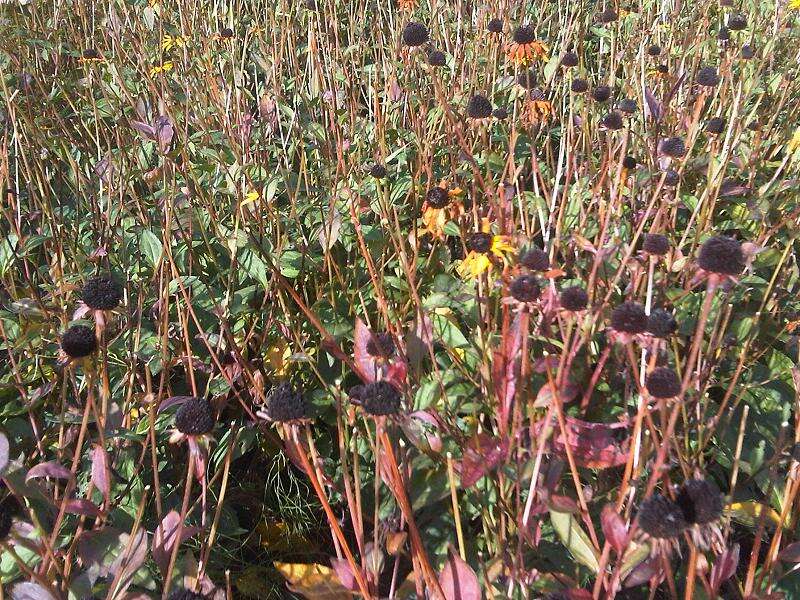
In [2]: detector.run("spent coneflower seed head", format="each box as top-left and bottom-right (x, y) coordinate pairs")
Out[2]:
(81, 276), (123, 310)
(646, 367), (682, 398)
(660, 136), (687, 158)
(492, 107), (509, 120)
(561, 51), (579, 67)
(426, 187), (451, 208)
(264, 382), (311, 422)
(642, 233), (670, 256)
(516, 68), (538, 89)
(487, 18), (503, 33)
(466, 232), (493, 253)
(728, 13), (747, 30)
(428, 49), (446, 66)
(618, 98), (637, 114)
(741, 44), (755, 59)
(622, 155), (637, 170)
(509, 275), (541, 302)
(560, 286), (588, 311)
(601, 111), (624, 130)
(402, 22), (429, 46)
(705, 117), (726, 134)
(467, 94), (493, 119)
(718, 26), (731, 41)
(571, 78), (589, 93)
(610, 302), (648, 334)
(359, 381), (402, 416)
(697, 235), (744, 275)
(61, 325), (97, 358)
(520, 247), (550, 271)
(175, 397), (216, 436)
(512, 25), (537, 44)
(592, 85), (612, 102)
(647, 44), (662, 56)
(369, 164), (387, 178)
(662, 169), (680, 186)
(598, 7), (618, 23)
(647, 308), (678, 338)
(638, 494), (689, 539)
(676, 479), (724, 525)
(696, 66), (720, 87)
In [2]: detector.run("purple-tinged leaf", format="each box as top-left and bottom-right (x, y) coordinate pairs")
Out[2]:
(10, 582), (58, 600)
(623, 557), (660, 588)
(130, 120), (156, 138)
(91, 445), (111, 504)
(154, 115), (174, 153)
(457, 433), (509, 488)
(438, 547), (480, 600)
(710, 544), (739, 594)
(64, 498), (101, 517)
(26, 461), (72, 482)
(601, 504), (629, 554)
(157, 395), (193, 414)
(152, 511), (200, 575)
(353, 318), (380, 384)
(643, 88), (662, 122)
(330, 557), (359, 592)
(110, 529), (149, 598)
(0, 432), (9, 475)
(778, 541), (800, 563)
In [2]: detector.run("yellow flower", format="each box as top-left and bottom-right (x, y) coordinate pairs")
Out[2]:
(161, 34), (188, 51)
(419, 183), (464, 240)
(505, 40), (549, 65)
(458, 220), (515, 279)
(242, 190), (261, 206)
(790, 0), (800, 9)
(788, 127), (800, 154)
(149, 61), (173, 76)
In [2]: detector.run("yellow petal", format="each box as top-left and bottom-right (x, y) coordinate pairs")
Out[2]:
(727, 501), (784, 528)
(273, 562), (353, 599)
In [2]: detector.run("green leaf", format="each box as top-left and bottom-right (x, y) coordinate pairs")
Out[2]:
(140, 229), (163, 268)
(549, 509), (600, 573)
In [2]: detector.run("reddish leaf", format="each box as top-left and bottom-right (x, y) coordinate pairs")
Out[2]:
(152, 511), (200, 575)
(353, 318), (379, 383)
(710, 544), (740, 594)
(601, 504), (629, 554)
(548, 495), (580, 514)
(110, 529), (149, 598)
(26, 461), (72, 482)
(157, 395), (193, 414)
(329, 557), (359, 592)
(778, 541), (800, 563)
(64, 498), (100, 517)
(401, 410), (443, 454)
(0, 432), (9, 475)
(91, 445), (111, 505)
(492, 311), (529, 428)
(9, 582), (58, 600)
(130, 120), (156, 138)
(457, 434), (509, 488)
(643, 87), (662, 122)
(534, 380), (580, 408)
(438, 547), (480, 600)
(623, 557), (660, 588)
(534, 416), (630, 469)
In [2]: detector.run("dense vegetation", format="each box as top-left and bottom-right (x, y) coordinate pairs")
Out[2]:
(1, 0), (800, 597)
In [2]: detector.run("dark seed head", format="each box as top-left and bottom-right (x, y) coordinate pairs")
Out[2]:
(617, 98), (637, 114)
(168, 589), (206, 600)
(82, 48), (101, 60)
(516, 68), (538, 90)
(647, 308), (678, 338)
(61, 325), (97, 358)
(512, 25), (537, 45)
(264, 382), (312, 422)
(642, 233), (670, 256)
(560, 286), (589, 311)
(592, 85), (612, 102)
(728, 13), (747, 31)
(219, 27), (234, 38)
(696, 66), (720, 87)
(571, 78), (589, 93)
(718, 26), (731, 40)
(660, 136), (686, 158)
(426, 187), (451, 209)
(601, 111), (624, 130)
(705, 117), (726, 135)
(741, 44), (755, 59)
(402, 22), (429, 46)
(622, 155), (637, 170)
(662, 169), (680, 186)
(81, 276), (123, 310)
(358, 381), (402, 416)
(637, 494), (689, 538)
(598, 8), (618, 23)
(467, 94), (493, 119)
(697, 235), (744, 275)
(369, 164), (387, 178)
(676, 479), (724, 525)
(175, 397), (216, 436)
(520, 247), (550, 271)
(492, 107), (509, 120)
(466, 232), (493, 253)
(366, 332), (396, 359)
(656, 63), (669, 74)
(428, 49), (447, 66)
(561, 51), (579, 67)
(509, 275), (541, 302)
(647, 44), (662, 56)
(487, 18), (503, 33)
(646, 367), (682, 398)
(610, 302), (648, 334)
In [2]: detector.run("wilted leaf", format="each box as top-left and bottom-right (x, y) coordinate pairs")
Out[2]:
(91, 445), (111, 505)
(534, 416), (630, 469)
(643, 87), (662, 121)
(601, 504), (629, 554)
(457, 433), (509, 488)
(318, 211), (342, 252)
(710, 544), (739, 594)
(779, 542), (800, 563)
(273, 562), (353, 599)
(26, 461), (72, 482)
(109, 529), (149, 597)
(549, 510), (600, 573)
(438, 547), (480, 600)
(153, 511), (200, 575)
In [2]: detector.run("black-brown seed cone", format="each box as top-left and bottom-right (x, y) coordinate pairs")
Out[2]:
(487, 18), (503, 33)
(676, 479), (724, 525)
(647, 309), (677, 338)
(467, 94), (493, 119)
(366, 332), (396, 359)
(168, 589), (206, 600)
(642, 233), (670, 256)
(647, 44), (662, 56)
(617, 98), (637, 114)
(492, 107), (508, 120)
(637, 494), (689, 539)
(402, 22), (429, 46)
(571, 79), (589, 93)
(509, 275), (540, 302)
(561, 51), (579, 67)
(520, 247), (550, 271)
(512, 25), (536, 44)
(264, 382), (311, 422)
(697, 235), (744, 275)
(705, 117), (726, 134)
(696, 66), (720, 87)
(728, 13), (747, 30)
(175, 397), (216, 435)
(428, 49), (447, 66)
(369, 164), (387, 178)
(359, 381), (402, 416)
(516, 68), (537, 90)
(0, 501), (13, 541)
(592, 85), (612, 102)
(61, 325), (98, 358)
(610, 302), (648, 334)
(560, 286), (588, 311)
(601, 111), (624, 130)
(622, 155), (637, 170)
(426, 187), (451, 208)
(466, 232), (493, 253)
(598, 8), (617, 23)
(663, 169), (680, 186)
(660, 136), (686, 158)
(81, 275), (123, 310)
(82, 48), (101, 60)
(645, 367), (681, 398)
